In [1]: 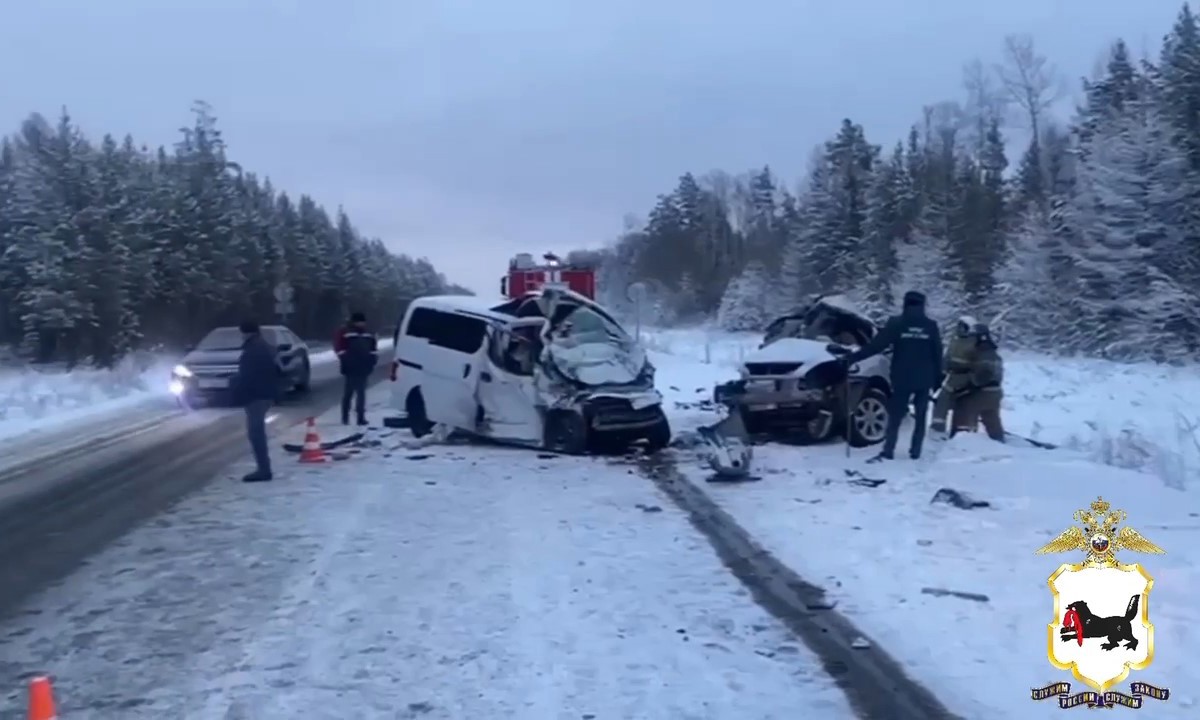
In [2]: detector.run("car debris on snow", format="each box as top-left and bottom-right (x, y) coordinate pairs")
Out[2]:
(697, 409), (754, 478)
(920, 587), (991, 603)
(929, 487), (991, 510)
(844, 469), (886, 488)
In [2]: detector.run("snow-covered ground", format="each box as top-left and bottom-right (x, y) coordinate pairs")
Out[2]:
(648, 327), (1200, 718)
(0, 392), (852, 719)
(0, 340), (386, 444)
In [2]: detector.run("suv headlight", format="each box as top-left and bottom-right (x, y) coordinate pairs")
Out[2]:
(172, 364), (193, 378)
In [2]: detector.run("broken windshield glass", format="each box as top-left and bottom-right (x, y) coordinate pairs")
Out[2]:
(544, 306), (647, 387)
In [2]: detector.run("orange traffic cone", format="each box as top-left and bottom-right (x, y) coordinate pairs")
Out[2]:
(298, 417), (328, 463)
(27, 675), (57, 720)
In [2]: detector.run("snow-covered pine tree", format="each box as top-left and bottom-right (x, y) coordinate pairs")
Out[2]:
(1159, 4), (1200, 170)
(716, 261), (769, 331)
(1061, 98), (1200, 358)
(994, 207), (1079, 350)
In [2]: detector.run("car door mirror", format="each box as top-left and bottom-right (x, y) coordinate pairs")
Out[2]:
(277, 343), (292, 352)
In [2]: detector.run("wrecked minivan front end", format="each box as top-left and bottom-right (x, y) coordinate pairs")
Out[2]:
(538, 329), (665, 434)
(524, 288), (670, 452)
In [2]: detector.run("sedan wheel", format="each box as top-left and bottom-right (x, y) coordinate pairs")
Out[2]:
(849, 388), (890, 447)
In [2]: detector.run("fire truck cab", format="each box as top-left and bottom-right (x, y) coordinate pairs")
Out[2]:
(501, 252), (596, 300)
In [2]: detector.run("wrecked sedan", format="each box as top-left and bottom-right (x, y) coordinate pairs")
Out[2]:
(713, 295), (892, 447)
(389, 287), (670, 454)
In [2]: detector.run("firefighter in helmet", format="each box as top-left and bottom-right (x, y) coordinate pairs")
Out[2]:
(930, 316), (978, 436)
(953, 322), (1005, 442)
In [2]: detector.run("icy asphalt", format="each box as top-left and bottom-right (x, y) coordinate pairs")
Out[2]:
(0, 428), (853, 718)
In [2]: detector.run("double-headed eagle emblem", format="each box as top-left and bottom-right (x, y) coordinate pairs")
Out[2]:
(1035, 496), (1165, 568)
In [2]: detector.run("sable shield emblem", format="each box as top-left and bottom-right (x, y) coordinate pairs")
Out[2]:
(1031, 497), (1171, 709)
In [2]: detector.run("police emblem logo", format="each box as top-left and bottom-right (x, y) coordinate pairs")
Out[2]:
(1031, 496), (1171, 709)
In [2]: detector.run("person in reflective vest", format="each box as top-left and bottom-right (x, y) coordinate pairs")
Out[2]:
(953, 323), (1005, 441)
(930, 316), (978, 436)
(336, 312), (379, 425)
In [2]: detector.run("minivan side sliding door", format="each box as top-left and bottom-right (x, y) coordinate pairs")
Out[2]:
(404, 308), (488, 430)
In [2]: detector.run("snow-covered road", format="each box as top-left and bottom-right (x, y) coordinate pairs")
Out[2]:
(0, 401), (852, 719)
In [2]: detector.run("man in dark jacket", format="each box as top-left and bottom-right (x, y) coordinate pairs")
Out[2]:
(232, 320), (279, 482)
(337, 312), (378, 425)
(842, 290), (943, 462)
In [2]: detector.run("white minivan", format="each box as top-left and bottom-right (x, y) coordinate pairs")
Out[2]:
(388, 288), (670, 454)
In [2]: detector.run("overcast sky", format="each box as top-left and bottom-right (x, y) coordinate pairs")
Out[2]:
(0, 0), (1184, 294)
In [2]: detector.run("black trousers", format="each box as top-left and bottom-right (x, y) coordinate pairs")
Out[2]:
(341, 374), (368, 422)
(883, 385), (930, 458)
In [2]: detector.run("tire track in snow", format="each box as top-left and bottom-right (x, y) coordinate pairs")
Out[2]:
(635, 450), (962, 720)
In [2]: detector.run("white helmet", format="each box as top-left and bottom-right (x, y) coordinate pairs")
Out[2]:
(955, 315), (978, 337)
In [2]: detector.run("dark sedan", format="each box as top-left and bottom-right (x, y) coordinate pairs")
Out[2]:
(169, 325), (311, 405)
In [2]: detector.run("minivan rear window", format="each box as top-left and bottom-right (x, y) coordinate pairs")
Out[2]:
(405, 307), (486, 354)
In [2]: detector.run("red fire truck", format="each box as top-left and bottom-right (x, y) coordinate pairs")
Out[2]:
(500, 252), (596, 300)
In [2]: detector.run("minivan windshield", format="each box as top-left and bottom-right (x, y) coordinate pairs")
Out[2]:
(546, 304), (647, 386)
(551, 306), (631, 348)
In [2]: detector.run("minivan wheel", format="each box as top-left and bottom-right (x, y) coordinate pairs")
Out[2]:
(406, 390), (433, 438)
(848, 387), (890, 447)
(544, 409), (588, 455)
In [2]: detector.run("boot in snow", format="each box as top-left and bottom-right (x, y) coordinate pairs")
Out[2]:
(866, 452), (893, 464)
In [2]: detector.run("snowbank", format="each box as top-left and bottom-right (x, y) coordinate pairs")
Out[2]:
(647, 327), (1200, 490)
(1002, 350), (1200, 490)
(0, 354), (176, 440)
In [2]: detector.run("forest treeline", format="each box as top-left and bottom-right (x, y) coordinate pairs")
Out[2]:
(0, 102), (464, 367)
(572, 4), (1200, 362)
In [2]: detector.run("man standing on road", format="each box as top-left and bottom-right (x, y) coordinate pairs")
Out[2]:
(337, 311), (378, 426)
(841, 290), (943, 462)
(232, 320), (278, 483)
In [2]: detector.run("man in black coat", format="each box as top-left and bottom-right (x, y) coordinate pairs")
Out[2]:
(842, 290), (943, 461)
(232, 319), (279, 482)
(338, 311), (378, 426)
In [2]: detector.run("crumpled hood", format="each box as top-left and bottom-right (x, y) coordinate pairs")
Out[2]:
(183, 348), (242, 366)
(545, 341), (649, 387)
(743, 337), (840, 368)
